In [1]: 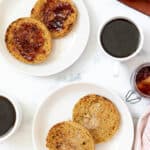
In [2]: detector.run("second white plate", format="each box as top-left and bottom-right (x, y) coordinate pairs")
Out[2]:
(0, 0), (90, 76)
(32, 82), (134, 150)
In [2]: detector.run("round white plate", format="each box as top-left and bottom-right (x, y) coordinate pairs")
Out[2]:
(0, 0), (90, 76)
(33, 82), (134, 150)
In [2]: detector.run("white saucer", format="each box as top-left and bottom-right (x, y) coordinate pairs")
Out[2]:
(0, 0), (90, 76)
(32, 82), (134, 150)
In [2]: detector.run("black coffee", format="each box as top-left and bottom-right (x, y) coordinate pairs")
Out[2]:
(101, 19), (140, 58)
(0, 96), (16, 136)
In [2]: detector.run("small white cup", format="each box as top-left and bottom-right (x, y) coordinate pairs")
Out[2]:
(97, 16), (144, 76)
(0, 92), (22, 142)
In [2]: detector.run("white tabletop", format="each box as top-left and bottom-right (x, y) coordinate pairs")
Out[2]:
(0, 0), (150, 149)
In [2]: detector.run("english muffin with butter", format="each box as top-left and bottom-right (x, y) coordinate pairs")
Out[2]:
(31, 0), (78, 38)
(46, 121), (95, 150)
(73, 94), (120, 143)
(5, 17), (52, 64)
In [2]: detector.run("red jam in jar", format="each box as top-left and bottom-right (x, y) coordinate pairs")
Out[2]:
(135, 66), (150, 96)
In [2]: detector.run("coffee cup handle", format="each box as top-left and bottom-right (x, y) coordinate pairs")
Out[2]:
(113, 61), (120, 77)
(125, 90), (142, 104)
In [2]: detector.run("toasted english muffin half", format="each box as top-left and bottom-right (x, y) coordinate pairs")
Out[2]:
(73, 94), (120, 143)
(5, 17), (52, 64)
(31, 0), (78, 38)
(46, 121), (95, 150)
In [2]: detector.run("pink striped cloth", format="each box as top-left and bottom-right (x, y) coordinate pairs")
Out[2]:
(134, 107), (150, 150)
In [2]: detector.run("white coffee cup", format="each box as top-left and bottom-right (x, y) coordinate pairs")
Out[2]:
(97, 16), (144, 76)
(0, 92), (22, 142)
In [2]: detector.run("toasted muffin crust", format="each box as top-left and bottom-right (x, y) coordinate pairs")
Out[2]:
(31, 0), (78, 38)
(46, 121), (95, 150)
(5, 17), (52, 64)
(73, 94), (120, 143)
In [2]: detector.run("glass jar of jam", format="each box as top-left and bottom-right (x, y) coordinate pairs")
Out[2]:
(125, 63), (150, 104)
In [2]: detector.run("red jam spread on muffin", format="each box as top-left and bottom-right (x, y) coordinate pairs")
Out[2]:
(41, 0), (74, 31)
(13, 23), (45, 61)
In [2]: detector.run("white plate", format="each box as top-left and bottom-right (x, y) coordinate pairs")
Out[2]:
(0, 0), (90, 76)
(32, 82), (134, 150)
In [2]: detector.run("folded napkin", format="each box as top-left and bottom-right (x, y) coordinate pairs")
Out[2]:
(134, 106), (150, 150)
(119, 0), (150, 16)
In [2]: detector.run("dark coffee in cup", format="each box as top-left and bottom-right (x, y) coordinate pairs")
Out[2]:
(0, 96), (16, 136)
(100, 19), (140, 58)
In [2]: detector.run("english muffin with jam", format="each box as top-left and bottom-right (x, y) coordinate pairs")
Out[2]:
(46, 121), (95, 150)
(73, 94), (120, 143)
(31, 0), (78, 38)
(5, 17), (52, 64)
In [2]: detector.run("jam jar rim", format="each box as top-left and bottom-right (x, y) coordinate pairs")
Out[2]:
(131, 62), (150, 98)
